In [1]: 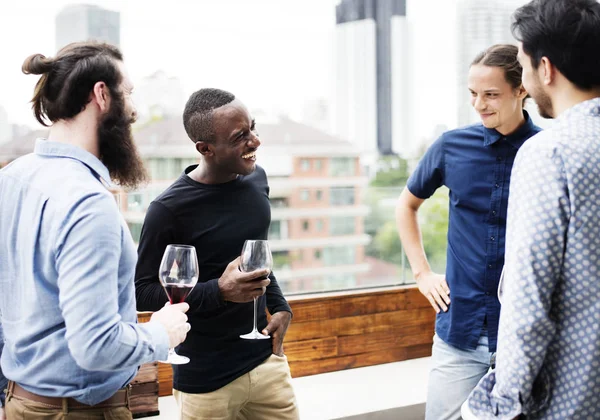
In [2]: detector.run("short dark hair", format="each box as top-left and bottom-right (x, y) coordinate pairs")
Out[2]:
(512, 0), (600, 90)
(22, 41), (123, 127)
(183, 88), (236, 143)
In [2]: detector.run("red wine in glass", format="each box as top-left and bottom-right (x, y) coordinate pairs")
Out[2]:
(164, 284), (194, 304)
(158, 244), (199, 364)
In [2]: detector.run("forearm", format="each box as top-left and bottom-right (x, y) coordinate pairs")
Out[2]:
(65, 318), (169, 371)
(395, 203), (432, 279)
(186, 279), (225, 314)
(135, 278), (169, 312)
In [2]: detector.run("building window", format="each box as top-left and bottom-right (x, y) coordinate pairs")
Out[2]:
(127, 192), (144, 212)
(300, 189), (310, 201)
(314, 249), (322, 259)
(300, 159), (311, 171)
(128, 222), (143, 244)
(272, 251), (291, 270)
(269, 220), (282, 240)
(316, 190), (323, 201)
(329, 157), (355, 177)
(323, 246), (356, 266)
(330, 186), (355, 206)
(271, 197), (288, 208)
(316, 219), (324, 232)
(302, 220), (310, 231)
(315, 159), (323, 170)
(329, 216), (355, 235)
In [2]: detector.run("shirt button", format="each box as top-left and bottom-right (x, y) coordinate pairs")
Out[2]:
(491, 236), (495, 241)
(492, 210), (497, 216)
(488, 264), (492, 269)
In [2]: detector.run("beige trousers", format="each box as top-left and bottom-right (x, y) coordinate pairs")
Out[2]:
(4, 396), (132, 420)
(174, 354), (299, 420)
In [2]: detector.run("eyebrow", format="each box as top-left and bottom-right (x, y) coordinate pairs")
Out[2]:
(229, 119), (256, 142)
(469, 88), (501, 93)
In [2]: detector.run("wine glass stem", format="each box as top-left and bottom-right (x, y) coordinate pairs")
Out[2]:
(252, 296), (258, 333)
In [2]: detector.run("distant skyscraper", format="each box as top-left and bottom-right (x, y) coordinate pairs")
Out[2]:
(334, 0), (411, 157)
(456, 0), (519, 126)
(55, 4), (120, 51)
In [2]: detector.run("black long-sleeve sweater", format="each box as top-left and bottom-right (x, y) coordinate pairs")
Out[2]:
(135, 165), (292, 393)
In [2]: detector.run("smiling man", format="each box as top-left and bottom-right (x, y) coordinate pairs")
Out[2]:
(134, 88), (299, 420)
(395, 44), (541, 420)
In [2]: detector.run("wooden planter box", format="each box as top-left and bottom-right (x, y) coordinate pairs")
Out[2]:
(130, 362), (160, 418)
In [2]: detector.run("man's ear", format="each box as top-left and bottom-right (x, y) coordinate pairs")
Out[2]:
(539, 56), (555, 86)
(90, 81), (110, 112)
(516, 84), (528, 101)
(196, 141), (214, 157)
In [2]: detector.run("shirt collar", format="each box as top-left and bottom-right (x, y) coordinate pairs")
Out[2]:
(557, 97), (600, 122)
(483, 110), (536, 148)
(34, 138), (113, 188)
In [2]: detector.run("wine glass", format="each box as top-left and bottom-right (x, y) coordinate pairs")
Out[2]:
(239, 240), (272, 340)
(159, 244), (199, 364)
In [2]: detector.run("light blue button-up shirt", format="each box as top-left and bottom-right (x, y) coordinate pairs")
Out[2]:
(0, 139), (169, 406)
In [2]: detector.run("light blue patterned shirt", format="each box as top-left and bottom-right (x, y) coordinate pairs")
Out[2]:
(467, 98), (600, 419)
(0, 139), (169, 406)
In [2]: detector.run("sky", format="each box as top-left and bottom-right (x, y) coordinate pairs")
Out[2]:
(0, 0), (460, 140)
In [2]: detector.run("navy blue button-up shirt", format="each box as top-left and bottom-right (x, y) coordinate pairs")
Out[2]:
(407, 112), (541, 352)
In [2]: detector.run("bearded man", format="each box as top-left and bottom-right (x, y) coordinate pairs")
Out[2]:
(0, 41), (190, 420)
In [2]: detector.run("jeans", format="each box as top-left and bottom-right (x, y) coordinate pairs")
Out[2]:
(425, 332), (495, 420)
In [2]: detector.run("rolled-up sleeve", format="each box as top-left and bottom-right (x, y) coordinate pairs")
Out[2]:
(55, 193), (169, 371)
(467, 138), (569, 418)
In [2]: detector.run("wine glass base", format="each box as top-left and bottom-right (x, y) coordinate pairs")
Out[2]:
(240, 330), (270, 340)
(159, 353), (190, 364)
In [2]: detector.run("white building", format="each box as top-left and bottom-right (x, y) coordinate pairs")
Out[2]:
(333, 0), (415, 167)
(132, 71), (186, 125)
(55, 4), (120, 51)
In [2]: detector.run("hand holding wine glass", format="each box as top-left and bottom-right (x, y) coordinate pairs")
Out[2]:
(217, 257), (271, 303)
(239, 240), (273, 340)
(149, 302), (190, 349)
(158, 244), (199, 364)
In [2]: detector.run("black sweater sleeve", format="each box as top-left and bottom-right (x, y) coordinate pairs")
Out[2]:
(265, 271), (293, 316)
(134, 201), (225, 313)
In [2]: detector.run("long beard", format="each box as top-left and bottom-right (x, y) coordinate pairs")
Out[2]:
(98, 93), (148, 189)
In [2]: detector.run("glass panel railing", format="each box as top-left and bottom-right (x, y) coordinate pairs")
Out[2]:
(123, 185), (449, 296)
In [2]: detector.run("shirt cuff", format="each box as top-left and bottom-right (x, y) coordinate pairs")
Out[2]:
(140, 320), (171, 362)
(468, 370), (551, 419)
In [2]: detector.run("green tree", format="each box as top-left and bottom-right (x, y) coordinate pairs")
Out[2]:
(370, 155), (410, 187)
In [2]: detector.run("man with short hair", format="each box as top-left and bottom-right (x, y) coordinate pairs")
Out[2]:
(465, 0), (600, 418)
(0, 41), (190, 420)
(135, 88), (299, 420)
